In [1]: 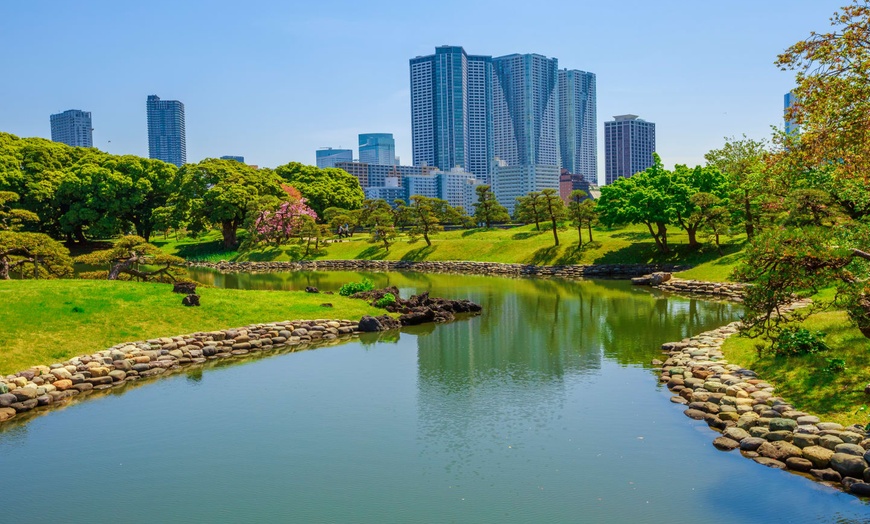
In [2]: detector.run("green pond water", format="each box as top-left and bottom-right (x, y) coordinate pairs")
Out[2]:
(2, 270), (870, 523)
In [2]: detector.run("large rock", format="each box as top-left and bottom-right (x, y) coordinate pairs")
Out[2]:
(713, 437), (740, 451)
(0, 407), (15, 421)
(810, 468), (842, 482)
(753, 457), (786, 469)
(724, 427), (751, 442)
(785, 457), (814, 472)
(834, 443), (866, 457)
(758, 441), (802, 461)
(768, 418), (798, 432)
(830, 453), (868, 478)
(739, 437), (767, 452)
(802, 446), (834, 469)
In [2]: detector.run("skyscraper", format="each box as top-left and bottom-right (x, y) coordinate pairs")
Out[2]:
(604, 114), (656, 185)
(558, 69), (597, 182)
(50, 109), (93, 148)
(784, 91), (799, 135)
(358, 133), (397, 165)
(146, 95), (186, 167)
(316, 148), (352, 168)
(491, 53), (561, 213)
(220, 155), (245, 163)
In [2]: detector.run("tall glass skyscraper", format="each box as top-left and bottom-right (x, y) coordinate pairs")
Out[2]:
(50, 109), (93, 148)
(358, 133), (397, 165)
(604, 114), (656, 185)
(410, 46), (595, 211)
(146, 95), (186, 167)
(558, 69), (597, 182)
(784, 91), (799, 135)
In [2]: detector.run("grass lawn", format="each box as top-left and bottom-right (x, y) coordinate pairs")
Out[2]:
(0, 279), (383, 375)
(155, 224), (745, 279)
(721, 310), (870, 427)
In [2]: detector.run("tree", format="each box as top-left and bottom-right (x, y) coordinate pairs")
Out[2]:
(567, 190), (597, 246)
(734, 2), (870, 339)
(690, 192), (730, 254)
(0, 231), (72, 280)
(76, 235), (186, 282)
(176, 158), (285, 248)
(540, 188), (566, 246)
(403, 195), (461, 247)
(775, 0), (870, 208)
(473, 185), (510, 228)
(0, 191), (38, 231)
(99, 155), (178, 241)
(515, 191), (545, 230)
(251, 197), (318, 247)
(669, 164), (730, 248)
(274, 162), (365, 217)
(362, 199), (397, 251)
(597, 155), (673, 253)
(704, 136), (767, 240)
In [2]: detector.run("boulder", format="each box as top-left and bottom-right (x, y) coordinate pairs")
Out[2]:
(182, 294), (200, 307)
(172, 282), (198, 294)
(713, 437), (740, 451)
(810, 468), (842, 482)
(758, 441), (802, 461)
(785, 457), (814, 472)
(830, 453), (868, 478)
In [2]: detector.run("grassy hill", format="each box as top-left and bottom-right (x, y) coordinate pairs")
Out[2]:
(153, 223), (745, 282)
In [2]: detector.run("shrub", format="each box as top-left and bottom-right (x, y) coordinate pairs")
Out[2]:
(823, 357), (846, 373)
(339, 278), (375, 297)
(770, 327), (829, 357)
(374, 293), (396, 309)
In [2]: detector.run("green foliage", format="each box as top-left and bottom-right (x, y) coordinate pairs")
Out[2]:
(76, 235), (187, 282)
(339, 278), (375, 297)
(515, 191), (545, 230)
(770, 327), (830, 357)
(274, 162), (364, 217)
(0, 230), (73, 279)
(0, 191), (39, 231)
(361, 199), (398, 251)
(374, 292), (396, 308)
(175, 158), (285, 248)
(473, 185), (510, 228)
(402, 195), (461, 247)
(567, 190), (598, 246)
(823, 357), (846, 373)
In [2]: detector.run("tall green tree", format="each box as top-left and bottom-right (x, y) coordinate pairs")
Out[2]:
(176, 158), (285, 248)
(515, 191), (545, 230)
(274, 162), (365, 217)
(403, 195), (461, 247)
(704, 136), (767, 240)
(597, 154), (674, 253)
(567, 190), (597, 246)
(362, 199), (397, 251)
(473, 185), (510, 228)
(540, 188), (566, 246)
(99, 155), (178, 241)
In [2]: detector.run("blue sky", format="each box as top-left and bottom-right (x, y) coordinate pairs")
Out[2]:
(0, 0), (844, 184)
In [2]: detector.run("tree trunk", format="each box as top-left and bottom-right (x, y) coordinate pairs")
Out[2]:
(74, 226), (86, 244)
(221, 221), (237, 248)
(0, 256), (9, 280)
(587, 222), (593, 242)
(577, 225), (583, 247)
(108, 256), (136, 280)
(743, 190), (754, 240)
(424, 229), (431, 247)
(645, 222), (664, 252)
(657, 222), (670, 253)
(687, 225), (699, 248)
(551, 217), (559, 246)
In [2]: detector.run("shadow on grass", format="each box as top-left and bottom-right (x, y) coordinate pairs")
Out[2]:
(461, 228), (490, 237)
(401, 245), (436, 261)
(356, 245), (389, 260)
(512, 230), (545, 240)
(524, 245), (561, 265)
(592, 239), (746, 266)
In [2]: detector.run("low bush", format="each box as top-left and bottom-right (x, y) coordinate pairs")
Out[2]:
(770, 327), (829, 357)
(374, 292), (396, 309)
(339, 278), (375, 297)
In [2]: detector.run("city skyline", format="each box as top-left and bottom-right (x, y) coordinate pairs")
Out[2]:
(0, 1), (843, 184)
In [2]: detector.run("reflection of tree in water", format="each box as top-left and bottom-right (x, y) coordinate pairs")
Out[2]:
(413, 277), (743, 477)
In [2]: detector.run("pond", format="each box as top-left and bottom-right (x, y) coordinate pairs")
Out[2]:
(2, 271), (869, 522)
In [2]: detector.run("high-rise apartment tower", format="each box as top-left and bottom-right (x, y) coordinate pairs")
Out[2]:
(146, 95), (186, 167)
(604, 114), (655, 185)
(50, 109), (93, 148)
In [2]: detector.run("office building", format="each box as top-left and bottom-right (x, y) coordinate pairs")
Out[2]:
(784, 91), (799, 135)
(604, 114), (656, 185)
(220, 155), (245, 163)
(358, 133), (397, 165)
(559, 169), (592, 203)
(316, 148), (352, 169)
(146, 95), (186, 167)
(559, 69), (597, 182)
(50, 109), (93, 148)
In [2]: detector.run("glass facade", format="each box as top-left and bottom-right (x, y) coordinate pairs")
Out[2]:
(316, 148), (352, 168)
(604, 115), (656, 185)
(358, 133), (397, 165)
(50, 109), (93, 148)
(146, 95), (186, 167)
(558, 70), (597, 182)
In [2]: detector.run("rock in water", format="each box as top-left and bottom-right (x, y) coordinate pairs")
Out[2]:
(182, 294), (200, 307)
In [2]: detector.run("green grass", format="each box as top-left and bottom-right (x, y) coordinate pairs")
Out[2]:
(151, 230), (240, 262)
(722, 310), (870, 426)
(0, 279), (383, 375)
(218, 223), (745, 273)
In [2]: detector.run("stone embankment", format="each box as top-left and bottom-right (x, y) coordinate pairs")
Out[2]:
(0, 318), (360, 425)
(657, 306), (870, 498)
(189, 260), (690, 279)
(632, 272), (747, 301)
